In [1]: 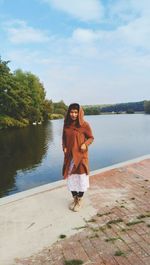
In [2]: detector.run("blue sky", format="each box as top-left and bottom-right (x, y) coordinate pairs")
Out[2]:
(0, 0), (150, 105)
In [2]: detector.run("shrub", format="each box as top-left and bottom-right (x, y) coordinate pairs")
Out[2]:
(49, 113), (64, 120)
(0, 115), (29, 129)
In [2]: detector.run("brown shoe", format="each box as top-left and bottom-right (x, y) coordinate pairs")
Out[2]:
(73, 197), (83, 212)
(69, 196), (77, 211)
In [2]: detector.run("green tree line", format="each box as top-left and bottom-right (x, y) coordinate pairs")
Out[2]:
(144, 101), (150, 114)
(83, 106), (100, 115)
(100, 101), (144, 113)
(0, 57), (67, 129)
(83, 100), (150, 114)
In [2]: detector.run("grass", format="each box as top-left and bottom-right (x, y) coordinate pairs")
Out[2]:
(105, 236), (123, 242)
(87, 218), (97, 223)
(106, 218), (123, 225)
(126, 220), (144, 226)
(74, 225), (87, 230)
(89, 233), (99, 239)
(114, 250), (126, 256)
(64, 259), (84, 265)
(107, 224), (112, 229)
(100, 226), (108, 231)
(121, 227), (131, 232)
(90, 227), (100, 232)
(97, 211), (112, 217)
(90, 223), (111, 232)
(137, 213), (150, 219)
(59, 234), (67, 239)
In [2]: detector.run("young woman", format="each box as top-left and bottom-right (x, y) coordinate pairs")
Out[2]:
(62, 103), (94, 211)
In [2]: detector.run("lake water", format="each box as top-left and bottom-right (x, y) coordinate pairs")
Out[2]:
(0, 114), (150, 198)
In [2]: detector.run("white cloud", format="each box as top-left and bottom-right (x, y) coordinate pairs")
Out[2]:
(3, 19), (50, 44)
(106, 0), (150, 25)
(43, 0), (104, 22)
(107, 0), (139, 24)
(118, 17), (150, 49)
(72, 28), (100, 43)
(2, 0), (150, 104)
(70, 7), (150, 59)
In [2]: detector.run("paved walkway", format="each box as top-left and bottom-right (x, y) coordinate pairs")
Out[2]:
(0, 156), (150, 265)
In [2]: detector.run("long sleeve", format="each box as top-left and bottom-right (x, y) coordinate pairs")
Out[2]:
(84, 123), (94, 146)
(62, 126), (66, 151)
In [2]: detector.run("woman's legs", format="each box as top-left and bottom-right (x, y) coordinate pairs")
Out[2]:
(71, 191), (78, 197)
(69, 191), (78, 210)
(70, 191), (84, 211)
(78, 191), (84, 198)
(70, 191), (84, 212)
(71, 191), (84, 197)
(68, 173), (88, 211)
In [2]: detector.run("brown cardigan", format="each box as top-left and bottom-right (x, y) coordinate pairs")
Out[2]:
(62, 106), (94, 178)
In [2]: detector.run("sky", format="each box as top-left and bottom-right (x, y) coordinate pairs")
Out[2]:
(0, 0), (150, 105)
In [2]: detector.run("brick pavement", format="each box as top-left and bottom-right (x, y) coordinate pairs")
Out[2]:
(15, 159), (150, 265)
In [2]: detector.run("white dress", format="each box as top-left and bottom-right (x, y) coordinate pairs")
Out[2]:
(67, 160), (89, 192)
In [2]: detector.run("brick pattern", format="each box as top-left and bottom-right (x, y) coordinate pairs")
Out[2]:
(15, 159), (150, 265)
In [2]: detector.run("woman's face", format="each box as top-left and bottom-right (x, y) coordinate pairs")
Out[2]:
(69, 109), (79, 121)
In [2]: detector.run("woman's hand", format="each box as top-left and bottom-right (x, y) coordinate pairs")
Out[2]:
(63, 147), (67, 154)
(80, 143), (87, 151)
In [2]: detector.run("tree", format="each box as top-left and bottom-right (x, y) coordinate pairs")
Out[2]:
(0, 56), (68, 128)
(53, 100), (68, 115)
(126, 109), (134, 114)
(144, 100), (150, 114)
(0, 58), (29, 119)
(14, 69), (46, 122)
(43, 99), (54, 120)
(100, 101), (144, 113)
(83, 106), (100, 115)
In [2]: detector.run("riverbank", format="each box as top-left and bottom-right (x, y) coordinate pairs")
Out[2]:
(0, 155), (150, 265)
(0, 112), (148, 130)
(0, 114), (63, 130)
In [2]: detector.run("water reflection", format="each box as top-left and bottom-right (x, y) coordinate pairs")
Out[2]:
(0, 114), (150, 198)
(0, 122), (53, 197)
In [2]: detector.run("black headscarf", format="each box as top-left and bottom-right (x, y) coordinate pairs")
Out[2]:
(64, 103), (80, 126)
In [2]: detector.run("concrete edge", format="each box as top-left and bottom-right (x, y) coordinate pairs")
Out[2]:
(0, 154), (150, 206)
(90, 154), (150, 176)
(0, 180), (66, 206)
